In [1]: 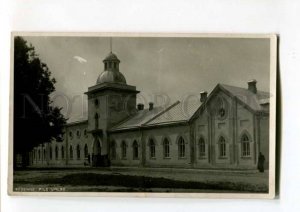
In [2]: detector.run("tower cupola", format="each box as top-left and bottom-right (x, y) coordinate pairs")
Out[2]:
(96, 52), (127, 85)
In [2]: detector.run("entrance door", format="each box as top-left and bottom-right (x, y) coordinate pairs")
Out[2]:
(92, 138), (101, 167)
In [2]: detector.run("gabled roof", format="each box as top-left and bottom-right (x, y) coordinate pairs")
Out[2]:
(144, 100), (201, 127)
(219, 84), (270, 112)
(110, 104), (172, 132)
(66, 83), (270, 131)
(110, 99), (202, 132)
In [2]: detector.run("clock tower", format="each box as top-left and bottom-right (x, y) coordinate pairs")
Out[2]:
(85, 51), (139, 166)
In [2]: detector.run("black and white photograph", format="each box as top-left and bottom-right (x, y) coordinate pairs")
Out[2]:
(9, 33), (276, 198)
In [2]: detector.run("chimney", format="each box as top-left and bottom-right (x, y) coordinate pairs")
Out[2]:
(149, 102), (154, 111)
(137, 103), (144, 110)
(200, 91), (208, 103)
(247, 79), (257, 94)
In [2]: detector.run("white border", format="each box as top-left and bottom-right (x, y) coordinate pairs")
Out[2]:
(8, 32), (277, 199)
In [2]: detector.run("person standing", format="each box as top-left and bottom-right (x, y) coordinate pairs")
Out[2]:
(258, 152), (265, 172)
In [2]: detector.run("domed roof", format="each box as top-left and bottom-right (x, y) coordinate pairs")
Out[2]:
(96, 70), (127, 84)
(103, 52), (120, 62)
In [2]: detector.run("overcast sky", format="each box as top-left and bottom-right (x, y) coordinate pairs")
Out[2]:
(23, 36), (270, 122)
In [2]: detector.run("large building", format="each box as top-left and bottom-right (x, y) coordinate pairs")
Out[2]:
(29, 51), (270, 170)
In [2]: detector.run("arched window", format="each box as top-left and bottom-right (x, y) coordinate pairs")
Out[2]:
(178, 137), (185, 158)
(76, 130), (81, 138)
(70, 145), (73, 160)
(163, 138), (170, 158)
(121, 141), (127, 159)
(132, 140), (138, 159)
(76, 145), (81, 159)
(241, 134), (250, 157)
(199, 137), (205, 157)
(149, 139), (156, 158)
(55, 146), (59, 160)
(38, 150), (41, 160)
(94, 113), (99, 129)
(84, 144), (89, 158)
(61, 146), (65, 159)
(110, 141), (116, 160)
(219, 136), (226, 157)
(69, 131), (73, 138)
(49, 146), (53, 160)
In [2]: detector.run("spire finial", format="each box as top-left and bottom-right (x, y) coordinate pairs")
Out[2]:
(110, 37), (112, 53)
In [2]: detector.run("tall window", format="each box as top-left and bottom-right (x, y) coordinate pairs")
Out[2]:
(163, 138), (170, 158)
(132, 140), (138, 159)
(43, 149), (46, 160)
(49, 147), (53, 160)
(199, 137), (205, 157)
(84, 144), (89, 158)
(121, 141), (127, 159)
(76, 145), (81, 159)
(219, 136), (226, 157)
(94, 113), (99, 129)
(178, 137), (185, 158)
(70, 146), (73, 160)
(55, 146), (59, 160)
(61, 146), (65, 159)
(110, 141), (116, 160)
(149, 139), (156, 158)
(38, 150), (41, 160)
(241, 134), (250, 157)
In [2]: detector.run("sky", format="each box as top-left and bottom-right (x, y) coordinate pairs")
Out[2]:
(23, 36), (270, 122)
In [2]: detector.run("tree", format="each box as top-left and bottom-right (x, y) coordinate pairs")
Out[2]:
(14, 36), (67, 168)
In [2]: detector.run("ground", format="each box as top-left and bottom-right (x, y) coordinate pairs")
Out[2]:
(13, 167), (269, 193)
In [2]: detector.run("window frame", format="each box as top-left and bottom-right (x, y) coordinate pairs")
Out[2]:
(55, 146), (59, 160)
(219, 136), (226, 158)
(241, 134), (251, 157)
(76, 144), (81, 160)
(149, 139), (156, 159)
(132, 140), (139, 160)
(199, 137), (206, 158)
(163, 138), (170, 158)
(69, 145), (73, 160)
(121, 141), (127, 159)
(178, 137), (185, 158)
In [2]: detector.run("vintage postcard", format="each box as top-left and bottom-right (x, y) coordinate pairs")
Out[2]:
(9, 33), (277, 198)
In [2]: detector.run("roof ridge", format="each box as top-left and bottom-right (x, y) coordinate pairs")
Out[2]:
(220, 83), (269, 94)
(142, 101), (181, 126)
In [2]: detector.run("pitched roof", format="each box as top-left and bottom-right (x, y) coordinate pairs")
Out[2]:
(66, 83), (270, 131)
(144, 100), (201, 127)
(110, 104), (171, 131)
(219, 84), (270, 112)
(110, 99), (202, 131)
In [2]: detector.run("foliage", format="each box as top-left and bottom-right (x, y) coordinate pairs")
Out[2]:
(14, 36), (66, 166)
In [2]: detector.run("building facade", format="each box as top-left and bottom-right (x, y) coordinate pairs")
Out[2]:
(29, 51), (270, 170)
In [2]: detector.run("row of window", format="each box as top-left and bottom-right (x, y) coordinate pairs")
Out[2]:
(68, 129), (88, 139)
(217, 134), (251, 158)
(33, 144), (89, 161)
(110, 134), (251, 160)
(33, 134), (251, 161)
(110, 137), (187, 160)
